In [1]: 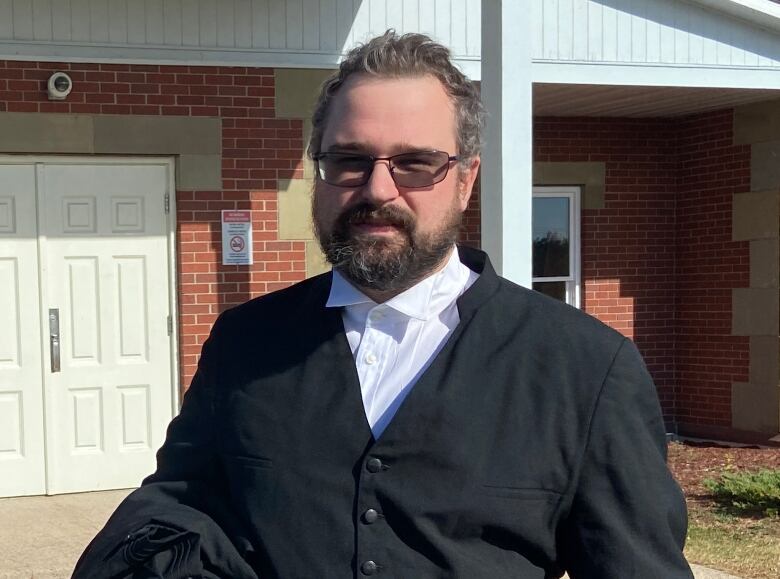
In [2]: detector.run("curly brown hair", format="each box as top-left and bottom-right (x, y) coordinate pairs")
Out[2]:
(307, 29), (485, 166)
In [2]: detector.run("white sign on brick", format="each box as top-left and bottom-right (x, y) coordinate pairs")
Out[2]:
(221, 210), (253, 265)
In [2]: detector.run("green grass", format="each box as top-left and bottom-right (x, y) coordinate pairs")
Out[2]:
(685, 510), (780, 579)
(704, 470), (780, 517)
(684, 469), (780, 578)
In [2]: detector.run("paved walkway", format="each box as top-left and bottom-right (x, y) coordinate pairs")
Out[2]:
(0, 490), (743, 578)
(0, 489), (131, 578)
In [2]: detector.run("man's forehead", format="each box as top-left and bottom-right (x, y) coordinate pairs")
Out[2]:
(331, 73), (453, 108)
(320, 74), (458, 152)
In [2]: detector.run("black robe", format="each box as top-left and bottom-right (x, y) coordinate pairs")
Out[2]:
(74, 246), (692, 579)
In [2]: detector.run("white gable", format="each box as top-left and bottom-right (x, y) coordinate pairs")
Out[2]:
(0, 0), (480, 72)
(0, 0), (777, 87)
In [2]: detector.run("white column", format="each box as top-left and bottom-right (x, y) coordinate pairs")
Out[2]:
(480, 0), (534, 286)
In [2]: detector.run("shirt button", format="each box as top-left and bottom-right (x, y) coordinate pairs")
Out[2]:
(364, 352), (377, 365)
(366, 457), (383, 473)
(363, 508), (379, 524)
(361, 560), (378, 575)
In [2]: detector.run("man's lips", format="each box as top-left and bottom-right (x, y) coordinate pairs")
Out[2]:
(351, 220), (403, 234)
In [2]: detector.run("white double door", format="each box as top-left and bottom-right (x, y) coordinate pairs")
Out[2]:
(0, 158), (176, 497)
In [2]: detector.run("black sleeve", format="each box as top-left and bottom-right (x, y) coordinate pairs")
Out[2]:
(560, 339), (693, 579)
(72, 313), (258, 579)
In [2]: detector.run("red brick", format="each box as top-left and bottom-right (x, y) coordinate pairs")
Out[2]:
(7, 101), (38, 112)
(176, 74), (205, 85)
(4, 60), (749, 424)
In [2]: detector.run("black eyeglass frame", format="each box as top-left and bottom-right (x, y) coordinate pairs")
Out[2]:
(311, 150), (461, 188)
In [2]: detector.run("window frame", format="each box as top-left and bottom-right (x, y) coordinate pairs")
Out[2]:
(531, 186), (582, 308)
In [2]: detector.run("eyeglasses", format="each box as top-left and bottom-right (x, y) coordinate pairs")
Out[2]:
(312, 150), (460, 188)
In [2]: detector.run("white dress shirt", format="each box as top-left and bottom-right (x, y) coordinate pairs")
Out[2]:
(325, 247), (479, 438)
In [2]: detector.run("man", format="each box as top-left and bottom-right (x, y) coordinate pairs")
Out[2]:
(75, 31), (692, 578)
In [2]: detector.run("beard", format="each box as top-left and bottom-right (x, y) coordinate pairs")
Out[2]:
(313, 198), (462, 293)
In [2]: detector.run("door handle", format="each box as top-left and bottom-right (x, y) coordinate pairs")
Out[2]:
(49, 308), (60, 373)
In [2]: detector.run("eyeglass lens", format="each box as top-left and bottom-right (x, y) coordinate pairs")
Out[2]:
(316, 151), (453, 188)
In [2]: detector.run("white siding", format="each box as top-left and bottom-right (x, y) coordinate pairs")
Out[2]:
(181, 0), (199, 45)
(532, 0), (780, 67)
(164, 0), (184, 45)
(12, 0), (34, 41)
(0, 0), (778, 77)
(0, 0), (481, 59)
(32, 0), (53, 41)
(89, 0), (109, 43)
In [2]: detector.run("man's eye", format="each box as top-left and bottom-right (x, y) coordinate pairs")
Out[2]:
(330, 156), (369, 170)
(394, 155), (437, 171)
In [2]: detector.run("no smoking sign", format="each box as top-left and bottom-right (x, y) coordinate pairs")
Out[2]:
(221, 210), (253, 265)
(229, 235), (245, 252)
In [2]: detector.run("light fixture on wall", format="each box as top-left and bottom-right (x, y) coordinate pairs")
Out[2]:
(47, 72), (73, 100)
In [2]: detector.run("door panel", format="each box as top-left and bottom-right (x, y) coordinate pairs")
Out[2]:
(0, 165), (46, 497)
(40, 163), (173, 494)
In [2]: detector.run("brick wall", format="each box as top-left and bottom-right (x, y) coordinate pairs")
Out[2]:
(0, 60), (307, 384)
(534, 117), (679, 413)
(675, 109), (750, 428)
(0, 59), (753, 430)
(460, 182), (481, 248)
(530, 112), (751, 426)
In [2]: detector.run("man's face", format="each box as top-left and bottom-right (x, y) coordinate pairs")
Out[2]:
(312, 73), (480, 293)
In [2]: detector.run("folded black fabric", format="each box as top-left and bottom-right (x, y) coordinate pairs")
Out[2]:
(72, 483), (259, 579)
(117, 521), (200, 578)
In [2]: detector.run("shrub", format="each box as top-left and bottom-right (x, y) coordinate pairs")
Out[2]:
(704, 469), (780, 517)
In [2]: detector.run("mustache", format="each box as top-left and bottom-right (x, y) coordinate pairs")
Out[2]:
(336, 203), (415, 235)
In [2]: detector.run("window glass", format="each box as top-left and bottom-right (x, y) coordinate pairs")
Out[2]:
(532, 281), (567, 302)
(532, 197), (570, 278)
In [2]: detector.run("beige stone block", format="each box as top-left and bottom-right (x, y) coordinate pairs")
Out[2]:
(732, 190), (779, 241)
(732, 288), (780, 336)
(752, 140), (780, 192)
(0, 112), (93, 153)
(750, 336), (780, 387)
(278, 178), (315, 240)
(734, 99), (780, 145)
(731, 381), (780, 433)
(533, 162), (606, 209)
(275, 68), (333, 119)
(751, 238), (780, 289)
(176, 154), (222, 190)
(305, 240), (330, 279)
(94, 115), (221, 155)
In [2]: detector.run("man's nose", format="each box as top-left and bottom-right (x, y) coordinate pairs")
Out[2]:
(360, 160), (400, 204)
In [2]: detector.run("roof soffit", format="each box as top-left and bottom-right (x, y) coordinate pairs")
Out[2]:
(686, 0), (780, 32)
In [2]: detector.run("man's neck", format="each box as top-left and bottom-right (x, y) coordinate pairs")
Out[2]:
(340, 247), (456, 304)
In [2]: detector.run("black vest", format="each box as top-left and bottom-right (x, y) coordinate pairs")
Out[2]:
(76, 246), (691, 579)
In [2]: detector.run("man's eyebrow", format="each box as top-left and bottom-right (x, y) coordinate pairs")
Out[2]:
(323, 142), (441, 154)
(324, 142), (365, 152)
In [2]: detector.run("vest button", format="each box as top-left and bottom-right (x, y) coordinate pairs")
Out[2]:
(361, 560), (378, 575)
(363, 508), (379, 524)
(366, 457), (383, 473)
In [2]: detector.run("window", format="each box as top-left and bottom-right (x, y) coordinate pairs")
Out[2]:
(532, 186), (581, 307)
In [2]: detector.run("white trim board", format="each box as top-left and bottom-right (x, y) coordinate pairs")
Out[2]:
(531, 61), (780, 89)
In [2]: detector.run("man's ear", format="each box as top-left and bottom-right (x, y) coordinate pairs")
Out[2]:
(457, 156), (481, 212)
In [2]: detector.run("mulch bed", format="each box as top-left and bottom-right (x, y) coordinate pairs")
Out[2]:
(667, 440), (780, 579)
(668, 439), (780, 505)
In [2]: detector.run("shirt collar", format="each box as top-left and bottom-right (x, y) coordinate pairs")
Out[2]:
(325, 246), (467, 321)
(326, 269), (373, 309)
